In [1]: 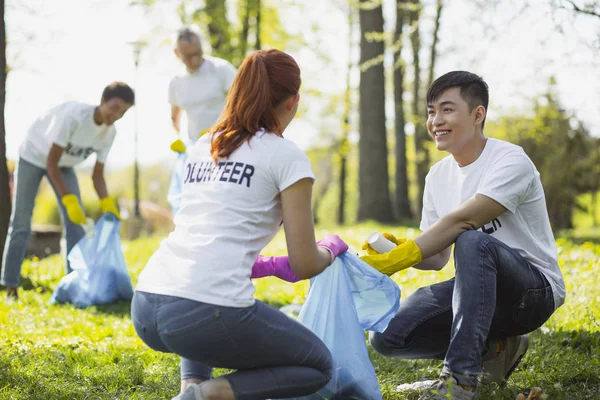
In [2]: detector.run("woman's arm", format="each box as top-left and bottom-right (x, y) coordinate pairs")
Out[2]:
(280, 178), (332, 280)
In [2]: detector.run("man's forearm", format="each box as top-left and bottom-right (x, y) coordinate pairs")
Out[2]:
(414, 215), (473, 260)
(92, 175), (108, 199)
(413, 251), (449, 271)
(46, 163), (70, 198)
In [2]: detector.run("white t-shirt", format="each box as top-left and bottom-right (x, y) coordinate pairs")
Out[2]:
(168, 56), (237, 141)
(19, 102), (117, 168)
(420, 138), (566, 310)
(136, 130), (315, 307)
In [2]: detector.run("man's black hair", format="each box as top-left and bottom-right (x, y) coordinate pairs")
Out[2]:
(102, 81), (135, 105)
(427, 71), (489, 129)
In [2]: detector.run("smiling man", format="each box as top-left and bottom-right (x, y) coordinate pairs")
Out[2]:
(361, 71), (565, 399)
(1, 82), (134, 300)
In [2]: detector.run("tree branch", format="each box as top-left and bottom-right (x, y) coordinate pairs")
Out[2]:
(563, 0), (600, 18)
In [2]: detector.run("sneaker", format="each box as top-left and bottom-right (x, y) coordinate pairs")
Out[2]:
(5, 288), (18, 302)
(172, 383), (204, 400)
(418, 376), (477, 400)
(396, 379), (438, 392)
(481, 335), (529, 385)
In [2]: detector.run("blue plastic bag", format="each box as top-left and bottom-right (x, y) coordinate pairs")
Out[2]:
(50, 213), (134, 308)
(168, 152), (188, 215)
(289, 252), (401, 400)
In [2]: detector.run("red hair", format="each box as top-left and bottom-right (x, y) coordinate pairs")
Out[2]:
(210, 49), (301, 161)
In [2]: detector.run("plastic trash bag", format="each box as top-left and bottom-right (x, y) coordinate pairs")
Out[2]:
(167, 151), (188, 215)
(50, 213), (134, 308)
(289, 252), (401, 400)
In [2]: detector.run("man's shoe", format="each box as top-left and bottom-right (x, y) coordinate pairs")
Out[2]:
(5, 288), (18, 301)
(481, 334), (529, 385)
(418, 376), (477, 400)
(396, 379), (437, 392)
(171, 383), (204, 400)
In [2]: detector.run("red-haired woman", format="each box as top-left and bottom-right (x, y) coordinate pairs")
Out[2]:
(132, 49), (348, 400)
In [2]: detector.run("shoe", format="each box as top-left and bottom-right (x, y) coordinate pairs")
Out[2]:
(5, 288), (18, 301)
(481, 335), (529, 385)
(172, 383), (204, 400)
(418, 376), (477, 400)
(396, 379), (438, 392)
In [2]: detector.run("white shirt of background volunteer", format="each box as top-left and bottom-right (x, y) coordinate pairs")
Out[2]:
(136, 130), (315, 307)
(19, 101), (116, 168)
(421, 138), (566, 309)
(168, 56), (237, 141)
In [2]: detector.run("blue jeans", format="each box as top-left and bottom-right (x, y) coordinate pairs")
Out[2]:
(131, 291), (333, 400)
(1, 158), (85, 287)
(370, 231), (555, 387)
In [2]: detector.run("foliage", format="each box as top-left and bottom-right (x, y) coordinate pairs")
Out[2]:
(1, 223), (599, 399)
(486, 86), (600, 230)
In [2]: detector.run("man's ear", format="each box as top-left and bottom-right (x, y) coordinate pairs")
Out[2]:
(174, 49), (181, 58)
(474, 105), (486, 126)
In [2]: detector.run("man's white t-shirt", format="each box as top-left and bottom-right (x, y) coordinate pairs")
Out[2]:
(136, 130), (315, 307)
(19, 102), (117, 168)
(168, 56), (237, 142)
(421, 138), (566, 310)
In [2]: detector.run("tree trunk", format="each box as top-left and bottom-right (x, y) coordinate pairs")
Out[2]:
(357, 0), (394, 222)
(255, 0), (261, 50)
(426, 0), (443, 89)
(593, 190), (599, 227)
(394, 0), (412, 221)
(239, 0), (250, 60)
(410, 0), (428, 217)
(204, 0), (233, 61)
(338, 5), (355, 225)
(312, 153), (334, 224)
(0, 0), (10, 263)
(337, 153), (347, 225)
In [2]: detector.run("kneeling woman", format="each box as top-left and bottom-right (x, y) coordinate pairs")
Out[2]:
(132, 49), (347, 400)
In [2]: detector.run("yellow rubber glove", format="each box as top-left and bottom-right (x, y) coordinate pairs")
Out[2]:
(170, 139), (187, 153)
(61, 194), (87, 225)
(360, 239), (423, 276)
(99, 196), (121, 220)
(361, 232), (406, 255)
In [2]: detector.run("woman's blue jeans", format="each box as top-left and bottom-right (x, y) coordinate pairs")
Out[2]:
(131, 291), (333, 400)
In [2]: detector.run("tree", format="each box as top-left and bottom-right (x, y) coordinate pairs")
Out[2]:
(393, 0), (412, 221)
(489, 85), (597, 230)
(553, 0), (600, 18)
(357, 0), (394, 222)
(337, 2), (355, 225)
(409, 0), (429, 217)
(204, 0), (234, 61)
(0, 0), (9, 263)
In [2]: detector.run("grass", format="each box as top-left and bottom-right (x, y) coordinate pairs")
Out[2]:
(1, 223), (599, 399)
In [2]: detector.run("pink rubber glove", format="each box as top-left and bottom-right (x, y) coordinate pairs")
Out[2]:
(316, 234), (349, 263)
(251, 255), (300, 283)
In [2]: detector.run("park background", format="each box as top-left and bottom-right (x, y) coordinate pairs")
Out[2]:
(0, 0), (599, 399)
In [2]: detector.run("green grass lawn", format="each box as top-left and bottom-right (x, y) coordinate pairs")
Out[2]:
(1, 223), (599, 399)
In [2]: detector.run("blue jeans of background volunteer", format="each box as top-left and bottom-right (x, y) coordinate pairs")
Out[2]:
(1, 158), (85, 287)
(131, 291), (333, 400)
(370, 230), (555, 387)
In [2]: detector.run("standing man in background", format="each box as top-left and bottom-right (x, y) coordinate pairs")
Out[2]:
(168, 26), (237, 152)
(1, 82), (135, 300)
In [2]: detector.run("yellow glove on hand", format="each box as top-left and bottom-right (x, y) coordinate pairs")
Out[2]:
(361, 232), (405, 255)
(99, 196), (121, 220)
(170, 139), (187, 153)
(61, 194), (87, 225)
(360, 239), (423, 276)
